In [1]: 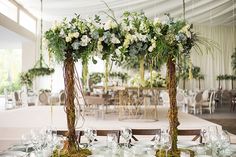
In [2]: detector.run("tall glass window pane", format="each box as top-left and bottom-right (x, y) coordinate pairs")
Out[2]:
(19, 10), (36, 33)
(0, 49), (22, 94)
(0, 0), (17, 22)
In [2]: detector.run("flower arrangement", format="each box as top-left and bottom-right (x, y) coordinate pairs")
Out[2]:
(44, 15), (99, 156)
(45, 15), (97, 62)
(44, 10), (210, 156)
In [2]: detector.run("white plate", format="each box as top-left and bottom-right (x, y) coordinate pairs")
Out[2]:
(196, 155), (211, 157)
(178, 141), (199, 148)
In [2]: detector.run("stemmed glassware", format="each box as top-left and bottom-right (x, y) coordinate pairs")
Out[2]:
(160, 133), (171, 157)
(154, 133), (161, 149)
(107, 133), (118, 149)
(21, 134), (31, 153)
(120, 127), (132, 148)
(55, 135), (65, 156)
(84, 128), (97, 147)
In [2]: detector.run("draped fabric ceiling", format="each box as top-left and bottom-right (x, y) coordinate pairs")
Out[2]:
(16, 0), (236, 26)
(15, 0), (236, 90)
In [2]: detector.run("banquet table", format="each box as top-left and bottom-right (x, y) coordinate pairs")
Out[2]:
(0, 105), (227, 151)
(1, 139), (236, 157)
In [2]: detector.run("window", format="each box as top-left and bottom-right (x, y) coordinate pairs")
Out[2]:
(0, 0), (17, 22)
(19, 10), (36, 33)
(0, 49), (22, 94)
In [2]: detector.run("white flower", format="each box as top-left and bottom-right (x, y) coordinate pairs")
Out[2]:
(104, 20), (118, 30)
(66, 36), (72, 42)
(136, 33), (147, 42)
(111, 34), (120, 44)
(59, 29), (65, 37)
(115, 47), (122, 56)
(131, 35), (138, 42)
(153, 17), (161, 25)
(148, 46), (154, 52)
(72, 41), (80, 50)
(73, 32), (79, 38)
(80, 35), (91, 46)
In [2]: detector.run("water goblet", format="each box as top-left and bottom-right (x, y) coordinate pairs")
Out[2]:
(21, 134), (31, 153)
(121, 127), (132, 148)
(160, 134), (171, 157)
(154, 133), (161, 149)
(84, 128), (97, 147)
(107, 133), (117, 149)
(55, 135), (65, 156)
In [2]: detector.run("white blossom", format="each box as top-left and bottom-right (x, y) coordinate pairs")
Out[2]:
(104, 20), (118, 30)
(80, 35), (91, 46)
(111, 34), (120, 44)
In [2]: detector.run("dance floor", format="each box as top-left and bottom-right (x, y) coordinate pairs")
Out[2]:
(0, 105), (223, 150)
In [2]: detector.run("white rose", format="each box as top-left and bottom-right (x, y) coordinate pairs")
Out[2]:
(80, 35), (91, 46)
(115, 48), (121, 56)
(73, 32), (79, 38)
(148, 46), (154, 52)
(66, 36), (72, 42)
(111, 34), (120, 44)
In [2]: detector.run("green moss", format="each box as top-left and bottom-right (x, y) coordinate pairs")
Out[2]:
(155, 148), (195, 157)
(52, 148), (92, 157)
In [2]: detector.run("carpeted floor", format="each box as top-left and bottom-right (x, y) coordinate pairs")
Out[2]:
(204, 118), (236, 134)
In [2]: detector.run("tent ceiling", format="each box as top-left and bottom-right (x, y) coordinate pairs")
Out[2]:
(16, 0), (236, 26)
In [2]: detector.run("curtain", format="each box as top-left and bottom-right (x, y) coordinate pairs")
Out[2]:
(184, 25), (236, 90)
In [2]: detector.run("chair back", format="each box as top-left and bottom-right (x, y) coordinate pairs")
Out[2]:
(14, 91), (21, 106)
(195, 92), (202, 103)
(38, 91), (49, 105)
(202, 90), (209, 101)
(59, 91), (66, 105)
(178, 129), (202, 143)
(160, 91), (169, 106)
(131, 129), (161, 141)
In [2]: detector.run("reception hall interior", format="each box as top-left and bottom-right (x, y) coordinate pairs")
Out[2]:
(0, 0), (236, 156)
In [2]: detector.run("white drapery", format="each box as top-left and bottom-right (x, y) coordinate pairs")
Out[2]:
(182, 25), (236, 90)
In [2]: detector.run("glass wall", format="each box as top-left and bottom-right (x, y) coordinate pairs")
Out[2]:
(0, 49), (22, 94)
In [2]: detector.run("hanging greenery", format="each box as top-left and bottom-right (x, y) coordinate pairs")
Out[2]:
(19, 72), (33, 87)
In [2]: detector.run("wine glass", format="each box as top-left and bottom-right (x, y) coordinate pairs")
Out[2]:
(121, 127), (132, 148)
(154, 133), (161, 149)
(21, 134), (31, 153)
(84, 128), (97, 147)
(219, 130), (231, 154)
(55, 135), (65, 156)
(160, 134), (171, 157)
(107, 133), (117, 149)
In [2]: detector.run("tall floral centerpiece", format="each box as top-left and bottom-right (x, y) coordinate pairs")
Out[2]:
(45, 15), (96, 156)
(118, 12), (154, 86)
(92, 15), (122, 92)
(155, 15), (198, 156)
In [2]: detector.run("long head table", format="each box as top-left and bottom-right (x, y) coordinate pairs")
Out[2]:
(0, 106), (222, 151)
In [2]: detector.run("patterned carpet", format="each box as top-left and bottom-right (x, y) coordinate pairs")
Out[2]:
(204, 118), (236, 134)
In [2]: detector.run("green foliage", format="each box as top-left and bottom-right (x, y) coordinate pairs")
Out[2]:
(231, 48), (236, 74)
(217, 74), (236, 80)
(44, 15), (97, 63)
(89, 71), (129, 85)
(109, 72), (129, 83)
(28, 67), (55, 77)
(19, 72), (33, 87)
(0, 81), (21, 95)
(89, 72), (104, 85)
